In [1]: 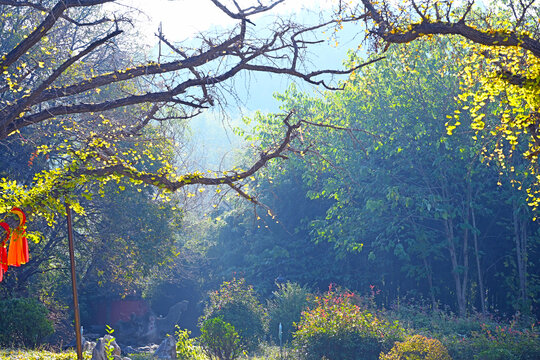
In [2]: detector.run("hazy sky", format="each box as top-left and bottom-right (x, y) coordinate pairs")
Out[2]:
(103, 0), (356, 113)
(108, 0), (337, 44)
(102, 0), (358, 168)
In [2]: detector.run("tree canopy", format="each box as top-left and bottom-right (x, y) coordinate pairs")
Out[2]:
(346, 0), (540, 211)
(217, 37), (539, 317)
(0, 0), (371, 234)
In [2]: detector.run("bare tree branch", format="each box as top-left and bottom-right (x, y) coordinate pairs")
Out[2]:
(210, 0), (285, 21)
(80, 112), (299, 191)
(0, 0), (114, 70)
(0, 0), (112, 26)
(3, 29), (123, 132)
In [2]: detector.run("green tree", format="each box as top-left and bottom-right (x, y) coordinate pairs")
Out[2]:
(0, 297), (54, 347)
(200, 317), (242, 360)
(201, 278), (266, 352)
(251, 38), (539, 316)
(345, 1), (540, 210)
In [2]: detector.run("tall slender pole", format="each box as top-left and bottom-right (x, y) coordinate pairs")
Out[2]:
(279, 322), (283, 359)
(66, 204), (83, 360)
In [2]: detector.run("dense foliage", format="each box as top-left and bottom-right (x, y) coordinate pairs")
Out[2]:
(443, 323), (540, 360)
(229, 38), (540, 320)
(200, 278), (266, 352)
(200, 318), (242, 360)
(380, 335), (451, 360)
(0, 297), (54, 348)
(349, 0), (540, 212)
(266, 281), (311, 344)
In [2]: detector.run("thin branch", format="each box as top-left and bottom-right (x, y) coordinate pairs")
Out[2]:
(210, 0), (285, 20)
(0, 0), (112, 26)
(243, 56), (385, 90)
(80, 112), (299, 190)
(0, 0), (114, 70)
(3, 29), (123, 133)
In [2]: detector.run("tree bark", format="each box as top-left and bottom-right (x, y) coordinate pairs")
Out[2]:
(444, 216), (466, 317)
(512, 200), (528, 307)
(471, 206), (487, 315)
(423, 257), (437, 310)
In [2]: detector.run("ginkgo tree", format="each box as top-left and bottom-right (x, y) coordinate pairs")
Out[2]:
(0, 0), (374, 234)
(339, 0), (540, 212)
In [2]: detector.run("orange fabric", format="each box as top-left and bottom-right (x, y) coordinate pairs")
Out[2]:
(7, 208), (28, 267)
(7, 231), (22, 266)
(12, 208), (28, 264)
(0, 209), (29, 281)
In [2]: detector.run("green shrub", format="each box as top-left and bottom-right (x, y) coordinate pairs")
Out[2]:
(201, 278), (266, 352)
(0, 297), (54, 347)
(444, 324), (540, 360)
(386, 301), (483, 337)
(267, 281), (311, 344)
(176, 327), (200, 360)
(200, 317), (242, 360)
(293, 286), (405, 360)
(379, 334), (452, 360)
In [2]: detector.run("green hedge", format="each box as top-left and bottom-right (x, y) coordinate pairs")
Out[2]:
(0, 297), (54, 347)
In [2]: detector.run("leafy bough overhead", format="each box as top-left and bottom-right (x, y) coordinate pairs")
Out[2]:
(355, 0), (540, 57)
(0, 0), (378, 229)
(342, 0), (540, 212)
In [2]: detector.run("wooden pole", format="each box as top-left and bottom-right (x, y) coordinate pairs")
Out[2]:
(66, 204), (83, 360)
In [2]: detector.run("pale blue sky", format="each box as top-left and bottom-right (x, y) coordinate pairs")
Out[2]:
(104, 0), (368, 169)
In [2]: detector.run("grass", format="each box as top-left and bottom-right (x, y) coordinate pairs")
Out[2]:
(0, 345), (292, 360)
(0, 349), (86, 360)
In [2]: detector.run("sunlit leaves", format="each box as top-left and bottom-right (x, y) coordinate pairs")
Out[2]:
(452, 25), (540, 210)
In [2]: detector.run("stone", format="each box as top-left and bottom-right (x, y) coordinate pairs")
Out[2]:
(156, 300), (188, 336)
(123, 345), (139, 355)
(91, 335), (122, 360)
(137, 344), (159, 352)
(114, 300), (188, 346)
(154, 335), (177, 359)
(83, 340), (97, 353)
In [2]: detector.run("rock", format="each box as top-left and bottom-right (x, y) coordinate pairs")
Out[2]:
(91, 335), (122, 360)
(123, 345), (139, 355)
(155, 300), (188, 336)
(111, 300), (189, 346)
(136, 344), (159, 353)
(83, 340), (97, 353)
(154, 335), (177, 359)
(63, 336), (95, 352)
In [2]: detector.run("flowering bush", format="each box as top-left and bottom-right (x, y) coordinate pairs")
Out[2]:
(293, 286), (405, 360)
(379, 334), (451, 360)
(200, 278), (266, 352)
